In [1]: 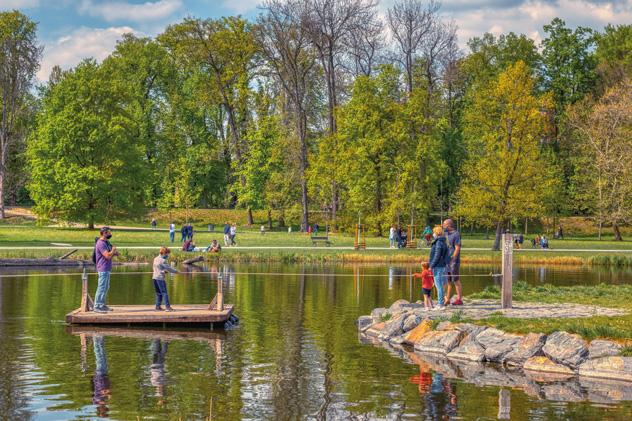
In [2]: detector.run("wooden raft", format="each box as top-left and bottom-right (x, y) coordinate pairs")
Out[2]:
(66, 268), (233, 326)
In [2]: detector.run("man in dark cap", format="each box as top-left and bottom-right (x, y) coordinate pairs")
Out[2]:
(93, 227), (119, 313)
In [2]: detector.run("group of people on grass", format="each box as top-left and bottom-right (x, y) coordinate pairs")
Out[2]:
(412, 219), (463, 310)
(389, 225), (434, 249)
(92, 227), (178, 313)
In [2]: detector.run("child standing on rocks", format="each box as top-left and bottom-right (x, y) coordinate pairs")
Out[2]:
(413, 262), (435, 311)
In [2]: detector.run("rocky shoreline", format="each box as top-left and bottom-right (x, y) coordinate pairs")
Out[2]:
(358, 299), (632, 402)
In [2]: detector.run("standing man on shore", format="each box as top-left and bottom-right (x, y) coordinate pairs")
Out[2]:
(94, 227), (119, 313)
(443, 218), (463, 306)
(169, 222), (175, 243)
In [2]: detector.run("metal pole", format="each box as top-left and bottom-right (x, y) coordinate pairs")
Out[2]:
(502, 233), (513, 309)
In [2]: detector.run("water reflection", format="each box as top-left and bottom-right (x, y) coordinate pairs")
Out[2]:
(92, 336), (111, 417)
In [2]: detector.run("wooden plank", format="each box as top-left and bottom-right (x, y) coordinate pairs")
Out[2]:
(501, 233), (513, 309)
(65, 304), (233, 325)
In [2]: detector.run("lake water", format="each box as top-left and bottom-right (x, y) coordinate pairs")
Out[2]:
(1, 263), (631, 420)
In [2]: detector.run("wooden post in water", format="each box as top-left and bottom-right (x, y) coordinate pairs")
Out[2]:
(501, 233), (513, 309)
(80, 267), (94, 312)
(209, 272), (224, 311)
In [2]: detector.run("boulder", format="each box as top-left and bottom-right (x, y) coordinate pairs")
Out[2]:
(474, 328), (522, 363)
(523, 356), (574, 375)
(381, 314), (406, 338)
(403, 319), (433, 345)
(447, 334), (486, 362)
(542, 331), (588, 369)
(389, 334), (407, 345)
(414, 329), (465, 355)
(371, 307), (388, 324)
(436, 321), (454, 331)
(588, 340), (622, 360)
(365, 322), (385, 338)
(578, 357), (632, 383)
(357, 316), (373, 331)
(389, 299), (410, 313)
(402, 314), (421, 332)
(504, 333), (547, 367)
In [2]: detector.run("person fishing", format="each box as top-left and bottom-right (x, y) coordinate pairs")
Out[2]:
(93, 227), (119, 313)
(152, 247), (178, 311)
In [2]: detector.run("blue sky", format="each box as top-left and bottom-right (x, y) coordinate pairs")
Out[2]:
(2, 0), (632, 81)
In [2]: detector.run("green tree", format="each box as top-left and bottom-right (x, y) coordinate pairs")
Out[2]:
(0, 10), (41, 217)
(595, 24), (632, 90)
(27, 60), (148, 228)
(458, 61), (558, 250)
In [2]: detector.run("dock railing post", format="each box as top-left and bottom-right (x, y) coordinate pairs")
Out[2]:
(209, 272), (224, 311)
(501, 232), (513, 309)
(80, 267), (94, 312)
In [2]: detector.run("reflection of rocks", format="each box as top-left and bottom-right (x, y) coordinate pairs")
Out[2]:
(542, 331), (588, 369)
(588, 340), (622, 359)
(542, 382), (585, 402)
(581, 377), (632, 403)
(504, 333), (547, 366)
(579, 357), (632, 383)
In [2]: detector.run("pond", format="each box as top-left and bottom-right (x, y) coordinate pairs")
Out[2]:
(0, 263), (631, 420)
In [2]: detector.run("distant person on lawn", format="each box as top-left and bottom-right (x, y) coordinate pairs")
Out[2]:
(223, 222), (230, 246)
(169, 222), (175, 243)
(152, 247), (178, 311)
(180, 224), (187, 242)
(443, 218), (463, 306)
(93, 227), (119, 313)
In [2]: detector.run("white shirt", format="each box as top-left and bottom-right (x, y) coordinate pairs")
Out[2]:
(169, 223), (175, 232)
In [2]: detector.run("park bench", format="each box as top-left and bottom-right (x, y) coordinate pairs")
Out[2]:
(311, 236), (331, 246)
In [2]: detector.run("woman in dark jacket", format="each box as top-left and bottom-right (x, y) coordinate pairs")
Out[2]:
(428, 225), (449, 309)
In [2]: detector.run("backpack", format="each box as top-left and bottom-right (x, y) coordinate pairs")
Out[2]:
(92, 237), (99, 264)
(443, 240), (453, 266)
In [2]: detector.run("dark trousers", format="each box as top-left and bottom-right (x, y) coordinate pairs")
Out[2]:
(153, 279), (170, 308)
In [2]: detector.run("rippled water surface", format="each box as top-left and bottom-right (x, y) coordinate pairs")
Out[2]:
(0, 263), (631, 420)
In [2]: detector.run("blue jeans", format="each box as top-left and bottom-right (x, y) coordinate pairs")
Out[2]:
(95, 271), (111, 309)
(432, 267), (446, 304)
(169, 231), (175, 243)
(389, 238), (395, 247)
(153, 279), (170, 308)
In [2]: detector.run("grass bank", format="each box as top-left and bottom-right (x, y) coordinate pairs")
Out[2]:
(468, 281), (632, 341)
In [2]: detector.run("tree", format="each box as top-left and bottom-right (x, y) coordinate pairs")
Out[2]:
(0, 11), (41, 218)
(595, 24), (632, 90)
(458, 61), (558, 250)
(27, 60), (148, 228)
(567, 79), (632, 241)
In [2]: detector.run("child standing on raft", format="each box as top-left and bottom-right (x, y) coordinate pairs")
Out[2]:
(413, 262), (435, 311)
(152, 247), (178, 311)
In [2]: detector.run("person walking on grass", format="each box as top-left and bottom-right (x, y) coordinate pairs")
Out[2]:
(93, 227), (119, 313)
(153, 247), (178, 311)
(223, 222), (230, 246)
(429, 225), (449, 310)
(229, 223), (237, 246)
(413, 261), (434, 311)
(389, 225), (396, 248)
(443, 218), (463, 306)
(180, 224), (186, 242)
(169, 222), (175, 243)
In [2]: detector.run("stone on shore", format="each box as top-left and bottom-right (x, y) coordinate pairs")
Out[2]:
(381, 314), (406, 338)
(447, 334), (486, 362)
(579, 357), (632, 383)
(542, 331), (588, 369)
(588, 340), (622, 360)
(474, 328), (522, 363)
(403, 319), (432, 345)
(371, 308), (387, 324)
(389, 299), (410, 314)
(504, 333), (547, 366)
(402, 314), (421, 332)
(523, 356), (574, 375)
(357, 316), (372, 331)
(365, 322), (385, 338)
(414, 329), (465, 355)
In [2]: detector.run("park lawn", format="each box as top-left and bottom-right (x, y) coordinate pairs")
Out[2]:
(467, 282), (632, 342)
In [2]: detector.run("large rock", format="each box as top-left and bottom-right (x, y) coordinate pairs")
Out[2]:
(414, 329), (465, 355)
(402, 314), (421, 332)
(389, 299), (410, 313)
(371, 307), (388, 324)
(357, 316), (373, 331)
(504, 333), (547, 366)
(381, 314), (406, 338)
(474, 328), (522, 363)
(447, 334), (486, 362)
(523, 356), (574, 375)
(542, 331), (588, 369)
(579, 357), (632, 383)
(403, 319), (432, 345)
(365, 322), (385, 338)
(588, 340), (622, 360)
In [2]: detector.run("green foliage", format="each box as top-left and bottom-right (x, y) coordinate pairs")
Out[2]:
(595, 24), (632, 88)
(27, 60), (148, 226)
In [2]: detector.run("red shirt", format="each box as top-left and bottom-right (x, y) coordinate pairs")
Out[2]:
(413, 269), (434, 289)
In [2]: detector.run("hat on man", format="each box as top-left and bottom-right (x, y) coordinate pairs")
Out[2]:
(99, 226), (112, 234)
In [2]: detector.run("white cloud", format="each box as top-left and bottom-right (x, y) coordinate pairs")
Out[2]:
(38, 26), (139, 81)
(78, 0), (182, 23)
(0, 0), (39, 8)
(221, 0), (261, 14)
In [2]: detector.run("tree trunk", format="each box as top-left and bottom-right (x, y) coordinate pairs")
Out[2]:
(613, 222), (623, 241)
(267, 209), (273, 230)
(492, 221), (503, 251)
(247, 207), (254, 227)
(0, 168), (4, 219)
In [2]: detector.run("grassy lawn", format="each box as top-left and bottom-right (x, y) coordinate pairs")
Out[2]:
(468, 282), (632, 342)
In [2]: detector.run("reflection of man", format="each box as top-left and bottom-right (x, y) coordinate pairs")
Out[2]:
(443, 219), (463, 306)
(92, 335), (111, 417)
(150, 339), (168, 405)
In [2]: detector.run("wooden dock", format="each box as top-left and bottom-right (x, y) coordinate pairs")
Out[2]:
(65, 304), (234, 325)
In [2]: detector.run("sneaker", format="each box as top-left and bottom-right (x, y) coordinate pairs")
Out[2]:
(452, 299), (464, 306)
(93, 307), (107, 314)
(164, 307), (175, 312)
(437, 305), (446, 311)
(155, 306), (163, 311)
(102, 305), (114, 312)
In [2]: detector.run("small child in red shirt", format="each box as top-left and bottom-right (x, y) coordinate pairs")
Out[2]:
(413, 262), (434, 311)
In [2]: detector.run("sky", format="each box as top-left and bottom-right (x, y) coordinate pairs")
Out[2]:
(1, 0), (632, 82)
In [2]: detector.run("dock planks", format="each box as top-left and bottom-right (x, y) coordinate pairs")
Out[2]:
(65, 304), (233, 325)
